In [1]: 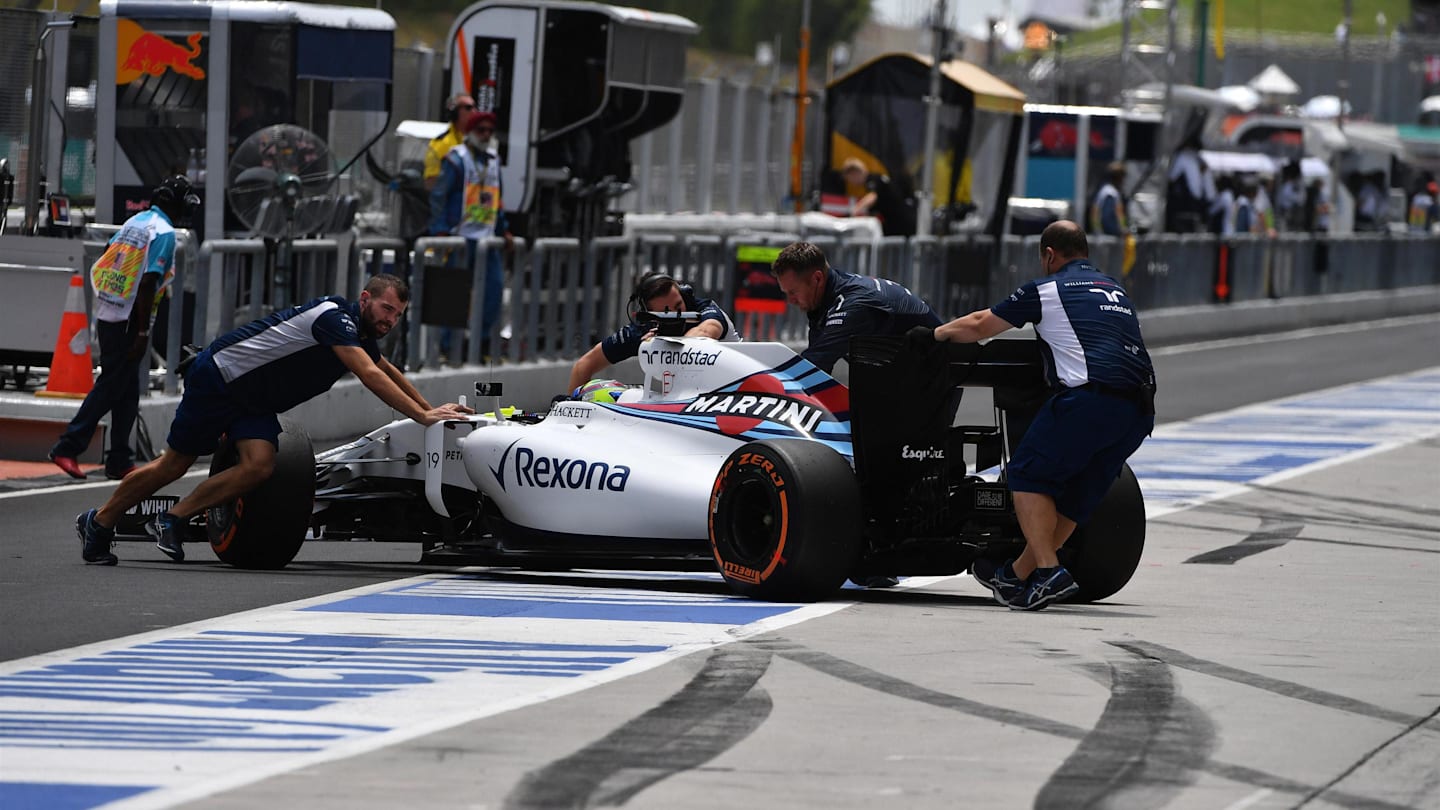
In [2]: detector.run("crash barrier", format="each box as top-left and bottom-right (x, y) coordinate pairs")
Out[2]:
(44, 228), (1437, 397)
(393, 229), (1438, 370)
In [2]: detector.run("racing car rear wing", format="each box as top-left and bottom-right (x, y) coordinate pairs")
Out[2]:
(847, 336), (1048, 536)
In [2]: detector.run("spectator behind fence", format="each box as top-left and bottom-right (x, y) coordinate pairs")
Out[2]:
(1410, 180), (1439, 232)
(1304, 178), (1331, 234)
(424, 93), (475, 191)
(1088, 162), (1129, 237)
(1209, 175), (1236, 236)
(1234, 181), (1261, 235)
(428, 109), (514, 363)
(841, 157), (917, 237)
(1165, 134), (1211, 233)
(1275, 161), (1306, 232)
(1356, 171), (1387, 231)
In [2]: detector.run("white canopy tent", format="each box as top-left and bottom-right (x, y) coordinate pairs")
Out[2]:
(1248, 64), (1301, 97)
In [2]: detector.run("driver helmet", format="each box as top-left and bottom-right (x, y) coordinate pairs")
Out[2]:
(575, 378), (629, 403)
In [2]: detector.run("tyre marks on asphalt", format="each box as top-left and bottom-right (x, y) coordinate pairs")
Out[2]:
(1111, 642), (1422, 726)
(1035, 649), (1215, 810)
(774, 643), (1410, 810)
(503, 647), (773, 809)
(1114, 642), (1440, 809)
(1292, 704), (1440, 809)
(1183, 517), (1305, 565)
(511, 640), (1409, 810)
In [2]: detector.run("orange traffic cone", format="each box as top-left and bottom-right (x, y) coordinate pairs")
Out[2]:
(36, 271), (94, 399)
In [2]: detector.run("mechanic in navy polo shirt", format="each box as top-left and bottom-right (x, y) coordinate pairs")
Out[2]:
(567, 272), (740, 393)
(75, 274), (474, 566)
(772, 241), (941, 589)
(770, 241), (942, 375)
(913, 220), (1156, 611)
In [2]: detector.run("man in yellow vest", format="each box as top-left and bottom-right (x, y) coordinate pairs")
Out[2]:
(429, 110), (514, 360)
(423, 93), (475, 191)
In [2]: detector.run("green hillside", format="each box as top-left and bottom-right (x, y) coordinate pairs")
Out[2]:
(1067, 0), (1412, 50)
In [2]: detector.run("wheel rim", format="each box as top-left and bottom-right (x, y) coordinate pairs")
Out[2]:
(724, 477), (780, 565)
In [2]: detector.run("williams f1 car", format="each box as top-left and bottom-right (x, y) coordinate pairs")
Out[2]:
(124, 336), (1147, 602)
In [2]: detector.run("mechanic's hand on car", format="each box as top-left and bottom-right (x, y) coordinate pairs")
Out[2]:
(905, 325), (938, 350)
(420, 403), (476, 425)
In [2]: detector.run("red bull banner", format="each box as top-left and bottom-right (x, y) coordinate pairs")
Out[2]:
(116, 18), (206, 84)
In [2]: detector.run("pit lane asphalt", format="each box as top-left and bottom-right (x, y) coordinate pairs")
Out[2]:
(1, 316), (1437, 809)
(2, 317), (1435, 660)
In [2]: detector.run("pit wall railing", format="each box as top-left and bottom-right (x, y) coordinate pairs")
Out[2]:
(71, 227), (1439, 399)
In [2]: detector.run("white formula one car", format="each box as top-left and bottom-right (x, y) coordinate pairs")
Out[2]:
(129, 336), (1146, 602)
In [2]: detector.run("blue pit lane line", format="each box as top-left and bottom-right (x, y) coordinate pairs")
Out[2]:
(1, 367), (1437, 809)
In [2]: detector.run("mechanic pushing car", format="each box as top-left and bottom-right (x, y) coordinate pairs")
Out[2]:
(567, 271), (741, 393)
(74, 273), (474, 566)
(769, 241), (942, 374)
(911, 220), (1156, 611)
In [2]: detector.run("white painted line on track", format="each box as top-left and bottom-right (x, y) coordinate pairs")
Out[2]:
(1135, 365), (1440, 518)
(0, 470), (208, 500)
(1148, 312), (1438, 357)
(0, 569), (949, 810)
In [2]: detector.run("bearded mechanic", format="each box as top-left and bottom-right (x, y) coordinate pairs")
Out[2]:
(75, 273), (474, 565)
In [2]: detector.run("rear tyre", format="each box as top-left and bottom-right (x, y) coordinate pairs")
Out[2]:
(206, 417), (315, 569)
(709, 440), (862, 602)
(1059, 463), (1146, 602)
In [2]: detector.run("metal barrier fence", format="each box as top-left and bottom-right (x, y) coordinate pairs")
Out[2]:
(83, 228), (1438, 399)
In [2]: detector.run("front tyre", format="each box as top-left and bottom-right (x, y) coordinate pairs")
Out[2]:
(708, 440), (862, 602)
(1059, 462), (1146, 602)
(206, 417), (316, 569)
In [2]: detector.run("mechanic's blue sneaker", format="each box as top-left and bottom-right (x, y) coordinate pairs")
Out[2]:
(970, 557), (1025, 606)
(1009, 565), (1080, 611)
(146, 512), (185, 562)
(76, 509), (117, 566)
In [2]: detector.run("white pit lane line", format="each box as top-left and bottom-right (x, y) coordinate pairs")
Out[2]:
(0, 570), (950, 809)
(2, 367), (1438, 809)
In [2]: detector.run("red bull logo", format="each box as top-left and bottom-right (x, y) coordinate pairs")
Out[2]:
(116, 19), (205, 84)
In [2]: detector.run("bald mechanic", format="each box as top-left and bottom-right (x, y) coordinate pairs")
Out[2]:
(911, 221), (1156, 610)
(770, 241), (941, 374)
(75, 274), (473, 565)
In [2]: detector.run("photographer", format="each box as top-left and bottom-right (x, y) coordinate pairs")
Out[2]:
(566, 272), (740, 393)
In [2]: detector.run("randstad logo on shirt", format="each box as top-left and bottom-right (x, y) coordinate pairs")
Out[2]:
(1089, 287), (1132, 314)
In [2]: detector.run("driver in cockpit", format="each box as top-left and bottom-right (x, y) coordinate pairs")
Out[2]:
(566, 272), (740, 394)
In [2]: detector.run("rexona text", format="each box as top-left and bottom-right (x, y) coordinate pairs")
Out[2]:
(512, 447), (630, 491)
